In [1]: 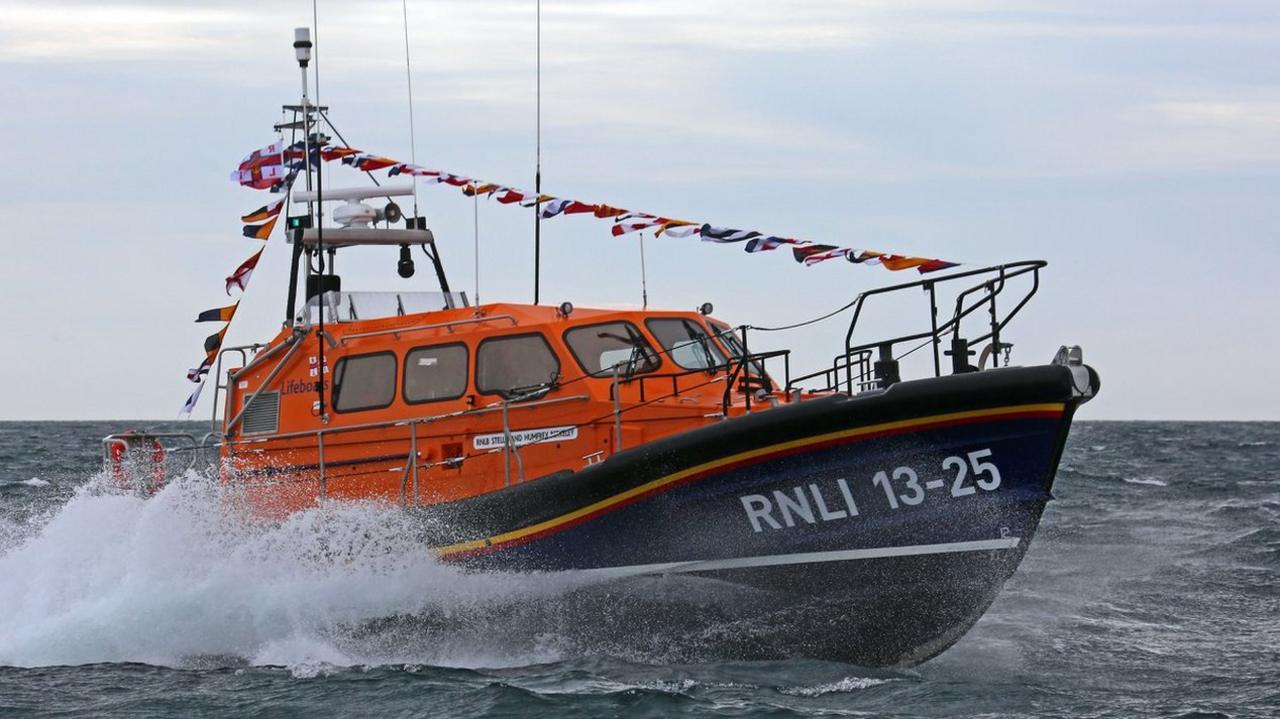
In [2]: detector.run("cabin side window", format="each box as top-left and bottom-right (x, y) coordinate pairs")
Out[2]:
(563, 321), (661, 377)
(403, 343), (469, 404)
(331, 351), (397, 412)
(475, 333), (560, 396)
(645, 318), (727, 371)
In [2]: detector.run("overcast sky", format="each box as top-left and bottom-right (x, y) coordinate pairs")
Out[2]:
(1, 0), (1277, 421)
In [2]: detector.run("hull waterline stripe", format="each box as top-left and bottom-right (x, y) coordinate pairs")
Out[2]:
(436, 402), (1065, 559)
(572, 537), (1024, 579)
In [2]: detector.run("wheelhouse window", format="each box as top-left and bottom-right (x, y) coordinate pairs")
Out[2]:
(475, 333), (560, 396)
(708, 320), (744, 357)
(332, 352), (397, 412)
(646, 318), (727, 371)
(564, 321), (661, 377)
(709, 319), (764, 375)
(404, 343), (468, 404)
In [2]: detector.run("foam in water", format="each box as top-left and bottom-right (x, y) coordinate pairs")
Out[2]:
(0, 471), (582, 669)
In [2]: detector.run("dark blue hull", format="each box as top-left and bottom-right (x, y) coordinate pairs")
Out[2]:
(418, 364), (1095, 666)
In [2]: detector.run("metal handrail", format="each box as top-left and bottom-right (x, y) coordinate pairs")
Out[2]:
(837, 261), (1045, 391)
(844, 261), (1044, 354)
(338, 314), (518, 345)
(224, 329), (307, 435)
(227, 392), (592, 447)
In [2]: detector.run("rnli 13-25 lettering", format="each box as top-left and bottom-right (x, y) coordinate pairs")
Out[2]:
(738, 448), (1002, 532)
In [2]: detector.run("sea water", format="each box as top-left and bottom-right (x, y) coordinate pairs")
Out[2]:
(0, 421), (1276, 717)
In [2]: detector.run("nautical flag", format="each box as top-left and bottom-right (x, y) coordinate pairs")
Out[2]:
(700, 225), (761, 244)
(300, 143), (961, 272)
(282, 141), (321, 169)
(654, 220), (699, 238)
(593, 204), (628, 219)
(204, 326), (228, 355)
(231, 141), (286, 188)
(272, 171), (297, 194)
(744, 236), (795, 253)
(237, 141), (284, 171)
(518, 193), (554, 208)
(612, 213), (663, 236)
(917, 259), (959, 273)
(396, 165), (443, 179)
(845, 250), (884, 266)
(195, 303), (238, 323)
(878, 255), (932, 271)
(226, 249), (263, 295)
(179, 379), (206, 417)
(187, 356), (212, 383)
(241, 197), (286, 223)
(230, 164), (288, 190)
(464, 183), (501, 197)
(539, 199), (596, 219)
(495, 188), (528, 204)
(321, 146), (361, 162)
(793, 244), (847, 265)
(242, 215), (279, 240)
(342, 153), (398, 171)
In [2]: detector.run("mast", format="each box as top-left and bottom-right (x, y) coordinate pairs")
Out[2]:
(295, 27), (328, 422)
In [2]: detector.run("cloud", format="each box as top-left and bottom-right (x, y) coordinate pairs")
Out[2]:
(1154, 100), (1280, 129)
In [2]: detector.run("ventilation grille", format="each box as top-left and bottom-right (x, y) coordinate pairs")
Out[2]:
(241, 391), (280, 435)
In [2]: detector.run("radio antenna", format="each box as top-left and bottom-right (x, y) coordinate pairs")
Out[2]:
(401, 0), (420, 219)
(532, 0), (542, 305)
(474, 193), (481, 306)
(639, 231), (649, 309)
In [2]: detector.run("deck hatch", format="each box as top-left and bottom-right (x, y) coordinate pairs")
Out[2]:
(241, 391), (280, 435)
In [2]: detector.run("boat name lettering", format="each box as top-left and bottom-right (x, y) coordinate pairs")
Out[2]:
(740, 480), (860, 533)
(738, 449), (1003, 532)
(473, 426), (578, 450)
(281, 378), (325, 396)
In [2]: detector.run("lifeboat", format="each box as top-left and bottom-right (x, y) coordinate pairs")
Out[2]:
(104, 36), (1100, 668)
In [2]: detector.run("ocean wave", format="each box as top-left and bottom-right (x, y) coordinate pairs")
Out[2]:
(778, 676), (893, 696)
(1123, 477), (1168, 487)
(0, 472), (593, 669)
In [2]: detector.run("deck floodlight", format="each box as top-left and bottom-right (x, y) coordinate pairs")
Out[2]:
(397, 244), (415, 278)
(558, 301), (574, 318)
(698, 302), (714, 316)
(384, 202), (403, 225)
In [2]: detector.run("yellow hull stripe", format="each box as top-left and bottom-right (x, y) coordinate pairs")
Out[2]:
(434, 402), (1066, 557)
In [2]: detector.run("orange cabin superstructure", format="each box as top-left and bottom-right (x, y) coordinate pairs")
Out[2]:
(219, 300), (790, 515)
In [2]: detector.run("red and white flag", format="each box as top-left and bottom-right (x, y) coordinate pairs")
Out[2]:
(612, 213), (663, 236)
(230, 164), (288, 190)
(494, 188), (528, 205)
(226, 249), (264, 295)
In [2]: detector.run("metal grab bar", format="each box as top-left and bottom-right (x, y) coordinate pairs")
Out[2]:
(225, 329), (307, 436)
(338, 314), (518, 345)
(224, 392), (591, 447)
